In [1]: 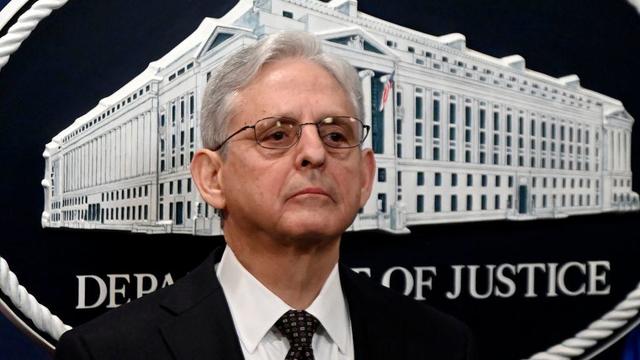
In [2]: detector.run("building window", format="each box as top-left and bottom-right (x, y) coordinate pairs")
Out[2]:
(434, 195), (442, 212)
(451, 173), (458, 186)
(465, 106), (472, 127)
(417, 195), (424, 213)
(415, 146), (423, 159)
(283, 10), (293, 18)
(435, 172), (442, 186)
(466, 195), (473, 211)
(415, 122), (423, 137)
(377, 193), (387, 212)
(451, 195), (458, 211)
(433, 99), (440, 122)
(481, 175), (487, 187)
(433, 147), (440, 160)
(397, 171), (402, 186)
(415, 97), (423, 119)
(495, 195), (500, 209)
(481, 195), (487, 210)
(495, 175), (501, 187)
(378, 168), (387, 182)
(417, 172), (425, 186)
(449, 103), (456, 123)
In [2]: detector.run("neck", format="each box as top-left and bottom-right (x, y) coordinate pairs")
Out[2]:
(224, 230), (340, 310)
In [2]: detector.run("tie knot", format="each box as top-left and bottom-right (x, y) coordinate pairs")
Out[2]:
(274, 310), (320, 349)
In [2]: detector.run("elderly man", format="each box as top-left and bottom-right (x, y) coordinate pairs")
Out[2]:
(55, 31), (474, 360)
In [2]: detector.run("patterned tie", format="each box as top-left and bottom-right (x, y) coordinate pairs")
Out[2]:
(274, 310), (320, 360)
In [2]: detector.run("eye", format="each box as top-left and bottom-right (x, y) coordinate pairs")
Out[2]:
(256, 118), (297, 148)
(321, 127), (351, 147)
(268, 131), (287, 141)
(327, 132), (347, 142)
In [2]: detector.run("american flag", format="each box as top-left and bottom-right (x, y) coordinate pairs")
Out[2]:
(378, 71), (395, 112)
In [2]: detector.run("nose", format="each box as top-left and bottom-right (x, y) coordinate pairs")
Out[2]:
(294, 123), (326, 169)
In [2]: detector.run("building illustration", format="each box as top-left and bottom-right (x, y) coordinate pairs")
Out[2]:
(41, 0), (638, 235)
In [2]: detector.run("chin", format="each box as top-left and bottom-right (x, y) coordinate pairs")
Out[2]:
(280, 221), (344, 244)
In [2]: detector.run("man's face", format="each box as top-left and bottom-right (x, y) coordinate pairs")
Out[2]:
(217, 57), (375, 247)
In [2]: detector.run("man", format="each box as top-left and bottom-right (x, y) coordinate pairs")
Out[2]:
(55, 31), (474, 360)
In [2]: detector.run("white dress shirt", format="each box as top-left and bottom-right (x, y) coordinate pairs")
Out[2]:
(216, 246), (354, 360)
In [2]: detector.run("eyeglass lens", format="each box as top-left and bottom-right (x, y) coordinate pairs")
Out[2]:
(255, 116), (364, 149)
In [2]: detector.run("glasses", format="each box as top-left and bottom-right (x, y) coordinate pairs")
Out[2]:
(212, 116), (370, 151)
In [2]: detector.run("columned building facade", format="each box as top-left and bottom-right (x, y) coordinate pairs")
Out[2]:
(41, 0), (638, 235)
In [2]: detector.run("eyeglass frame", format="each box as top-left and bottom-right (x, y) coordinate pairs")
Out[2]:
(211, 115), (371, 151)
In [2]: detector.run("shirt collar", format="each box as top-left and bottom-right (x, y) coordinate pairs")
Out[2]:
(306, 261), (350, 354)
(216, 246), (350, 354)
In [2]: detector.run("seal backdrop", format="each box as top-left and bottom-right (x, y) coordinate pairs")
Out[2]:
(0, 1), (639, 359)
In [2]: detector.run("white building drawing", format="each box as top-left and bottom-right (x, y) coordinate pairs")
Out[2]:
(41, 0), (638, 235)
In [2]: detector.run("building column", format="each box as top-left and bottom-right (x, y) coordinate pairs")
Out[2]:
(359, 69), (374, 150)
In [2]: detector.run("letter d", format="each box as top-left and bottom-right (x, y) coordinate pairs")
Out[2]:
(76, 275), (107, 309)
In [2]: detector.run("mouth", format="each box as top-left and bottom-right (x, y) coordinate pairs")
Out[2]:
(290, 187), (331, 200)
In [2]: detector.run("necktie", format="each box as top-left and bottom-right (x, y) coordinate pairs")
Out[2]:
(274, 310), (320, 360)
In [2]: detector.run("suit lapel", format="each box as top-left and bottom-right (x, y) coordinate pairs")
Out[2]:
(159, 250), (244, 360)
(339, 264), (371, 360)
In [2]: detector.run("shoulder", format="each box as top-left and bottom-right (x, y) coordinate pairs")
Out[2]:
(55, 281), (181, 360)
(341, 266), (476, 360)
(55, 252), (222, 359)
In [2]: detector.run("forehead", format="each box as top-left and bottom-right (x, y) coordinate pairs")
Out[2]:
(232, 58), (355, 123)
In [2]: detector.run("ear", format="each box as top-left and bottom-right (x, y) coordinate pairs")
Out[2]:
(190, 148), (226, 210)
(358, 148), (376, 208)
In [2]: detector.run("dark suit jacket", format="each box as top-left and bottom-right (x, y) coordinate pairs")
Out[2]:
(55, 249), (475, 360)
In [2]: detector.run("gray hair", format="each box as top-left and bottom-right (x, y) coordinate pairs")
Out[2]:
(200, 31), (364, 152)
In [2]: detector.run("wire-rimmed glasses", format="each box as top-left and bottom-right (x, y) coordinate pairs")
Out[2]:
(212, 116), (370, 151)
